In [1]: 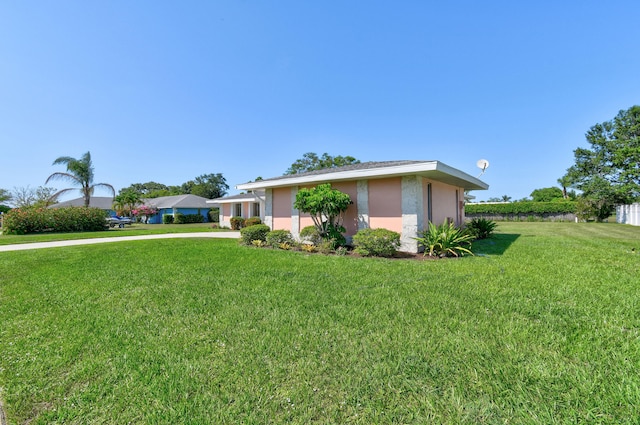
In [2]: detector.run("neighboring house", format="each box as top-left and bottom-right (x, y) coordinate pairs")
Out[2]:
(144, 194), (213, 224)
(234, 160), (488, 253)
(208, 191), (265, 228)
(49, 196), (116, 216)
(50, 194), (213, 224)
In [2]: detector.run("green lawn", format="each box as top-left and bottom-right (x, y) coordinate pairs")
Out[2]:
(0, 222), (222, 246)
(1, 222), (640, 424)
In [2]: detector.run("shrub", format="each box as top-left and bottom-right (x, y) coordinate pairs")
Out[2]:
(465, 201), (576, 215)
(299, 223), (345, 249)
(324, 224), (347, 249)
(208, 208), (220, 223)
(415, 221), (474, 258)
(3, 207), (108, 234)
(300, 225), (322, 245)
(162, 214), (174, 224)
(240, 224), (270, 245)
(230, 216), (245, 230)
(352, 228), (401, 257)
(466, 218), (497, 239)
(245, 217), (262, 227)
(266, 229), (295, 249)
(174, 213), (205, 224)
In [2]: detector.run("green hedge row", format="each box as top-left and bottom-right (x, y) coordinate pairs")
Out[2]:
(465, 201), (577, 215)
(174, 213), (205, 224)
(2, 207), (108, 234)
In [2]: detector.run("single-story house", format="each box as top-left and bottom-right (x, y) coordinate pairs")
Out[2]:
(144, 194), (213, 224)
(50, 194), (213, 224)
(231, 160), (489, 253)
(208, 191), (265, 228)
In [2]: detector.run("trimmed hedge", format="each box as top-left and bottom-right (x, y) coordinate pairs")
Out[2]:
(174, 213), (205, 224)
(352, 228), (401, 257)
(466, 201), (577, 215)
(3, 207), (108, 234)
(266, 229), (294, 248)
(240, 224), (270, 245)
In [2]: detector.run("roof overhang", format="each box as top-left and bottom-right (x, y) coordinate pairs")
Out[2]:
(236, 161), (488, 191)
(207, 192), (264, 205)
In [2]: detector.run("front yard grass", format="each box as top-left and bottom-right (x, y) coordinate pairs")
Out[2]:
(1, 222), (640, 423)
(0, 222), (222, 246)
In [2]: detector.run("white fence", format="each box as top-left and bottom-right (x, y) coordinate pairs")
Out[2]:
(616, 204), (640, 226)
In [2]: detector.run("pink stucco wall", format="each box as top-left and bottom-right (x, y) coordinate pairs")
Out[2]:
(272, 187), (292, 230)
(429, 180), (459, 226)
(368, 177), (403, 233)
(330, 181), (358, 235)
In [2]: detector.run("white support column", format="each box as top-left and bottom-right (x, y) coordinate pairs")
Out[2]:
(291, 187), (300, 237)
(357, 180), (369, 230)
(264, 189), (273, 229)
(401, 176), (424, 253)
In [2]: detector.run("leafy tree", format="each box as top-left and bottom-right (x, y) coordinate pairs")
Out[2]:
(12, 186), (58, 208)
(285, 152), (360, 175)
(500, 195), (512, 202)
(0, 188), (12, 205)
(45, 151), (115, 207)
(186, 173), (229, 199)
(530, 187), (564, 202)
(121, 174), (228, 200)
(565, 105), (640, 218)
(119, 182), (169, 196)
(293, 183), (352, 246)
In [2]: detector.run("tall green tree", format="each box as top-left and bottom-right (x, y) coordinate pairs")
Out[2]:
(285, 152), (360, 175)
(119, 182), (169, 197)
(530, 187), (564, 202)
(566, 106), (640, 208)
(45, 151), (115, 207)
(185, 173), (229, 199)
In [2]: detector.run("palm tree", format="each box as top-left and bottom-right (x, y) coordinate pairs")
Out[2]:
(45, 151), (115, 207)
(113, 190), (141, 216)
(557, 175), (572, 199)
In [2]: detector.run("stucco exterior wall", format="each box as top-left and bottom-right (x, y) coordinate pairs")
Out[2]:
(272, 187), (293, 230)
(430, 180), (459, 225)
(368, 177), (403, 233)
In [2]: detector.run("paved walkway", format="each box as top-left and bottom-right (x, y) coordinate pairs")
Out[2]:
(0, 232), (240, 252)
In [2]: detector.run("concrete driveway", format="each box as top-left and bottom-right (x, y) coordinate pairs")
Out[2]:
(0, 232), (240, 252)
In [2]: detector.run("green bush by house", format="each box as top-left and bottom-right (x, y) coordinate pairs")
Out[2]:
(240, 224), (270, 245)
(352, 228), (401, 257)
(173, 213), (205, 224)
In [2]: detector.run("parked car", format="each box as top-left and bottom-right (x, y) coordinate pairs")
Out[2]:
(106, 216), (133, 228)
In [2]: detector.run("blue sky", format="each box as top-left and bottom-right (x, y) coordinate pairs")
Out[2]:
(2, 1), (640, 202)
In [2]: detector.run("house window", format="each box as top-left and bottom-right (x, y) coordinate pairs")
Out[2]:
(234, 203), (242, 217)
(251, 202), (260, 217)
